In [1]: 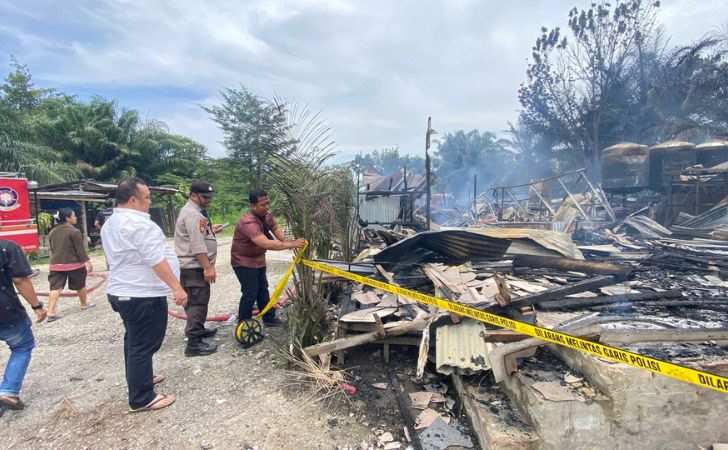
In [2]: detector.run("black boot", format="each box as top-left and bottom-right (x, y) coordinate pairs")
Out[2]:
(185, 337), (218, 357)
(200, 327), (218, 338)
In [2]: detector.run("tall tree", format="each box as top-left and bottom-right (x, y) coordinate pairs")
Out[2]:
(203, 87), (296, 187)
(0, 58), (52, 114)
(519, 0), (661, 180)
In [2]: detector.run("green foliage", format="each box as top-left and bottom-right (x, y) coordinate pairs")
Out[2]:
(36, 212), (53, 235)
(197, 157), (250, 224)
(1, 58), (53, 114)
(264, 102), (355, 350)
(0, 59), (209, 186)
(203, 87), (296, 187)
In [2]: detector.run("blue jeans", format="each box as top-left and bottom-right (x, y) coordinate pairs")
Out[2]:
(0, 315), (35, 397)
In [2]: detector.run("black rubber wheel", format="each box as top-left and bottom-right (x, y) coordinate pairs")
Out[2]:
(235, 319), (264, 348)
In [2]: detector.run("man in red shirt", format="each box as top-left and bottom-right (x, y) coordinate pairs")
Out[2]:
(231, 190), (305, 327)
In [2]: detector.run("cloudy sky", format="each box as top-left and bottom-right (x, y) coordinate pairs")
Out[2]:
(1, 0), (726, 161)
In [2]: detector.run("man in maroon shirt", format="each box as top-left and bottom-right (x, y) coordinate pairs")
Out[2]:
(231, 190), (305, 327)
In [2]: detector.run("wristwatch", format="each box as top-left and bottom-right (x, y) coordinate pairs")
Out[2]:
(32, 302), (44, 310)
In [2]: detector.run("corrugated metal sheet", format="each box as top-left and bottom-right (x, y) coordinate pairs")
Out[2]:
(359, 196), (401, 223)
(373, 229), (512, 268)
(435, 319), (494, 375)
(373, 227), (582, 268)
(466, 227), (584, 260)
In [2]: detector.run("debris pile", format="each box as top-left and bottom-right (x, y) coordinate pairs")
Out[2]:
(335, 148), (728, 448)
(307, 214), (728, 448)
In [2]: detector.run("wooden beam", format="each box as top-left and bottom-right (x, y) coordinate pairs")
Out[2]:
(480, 330), (530, 343)
(389, 368), (423, 450)
(537, 289), (683, 310)
(494, 273), (511, 306)
(513, 255), (631, 278)
(504, 275), (617, 309)
(600, 328), (728, 345)
(304, 317), (431, 357)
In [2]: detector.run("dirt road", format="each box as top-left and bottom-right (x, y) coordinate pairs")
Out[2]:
(1, 239), (375, 449)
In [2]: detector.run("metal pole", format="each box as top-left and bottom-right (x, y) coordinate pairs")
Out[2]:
(355, 161), (360, 224)
(473, 174), (477, 216)
(403, 165), (410, 224)
(425, 117), (434, 230)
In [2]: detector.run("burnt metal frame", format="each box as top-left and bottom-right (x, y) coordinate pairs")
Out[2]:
(491, 168), (615, 223)
(664, 171), (728, 226)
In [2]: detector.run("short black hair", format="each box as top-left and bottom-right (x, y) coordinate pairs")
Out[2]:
(249, 190), (268, 205)
(116, 177), (147, 204)
(58, 207), (75, 223)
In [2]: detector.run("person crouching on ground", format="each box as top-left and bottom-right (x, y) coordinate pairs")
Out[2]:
(174, 181), (224, 357)
(46, 207), (93, 322)
(0, 239), (47, 414)
(102, 177), (187, 413)
(231, 190), (305, 330)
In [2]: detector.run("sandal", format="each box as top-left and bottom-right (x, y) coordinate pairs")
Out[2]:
(153, 375), (165, 385)
(80, 304), (96, 311)
(0, 396), (25, 410)
(128, 393), (175, 413)
(47, 316), (61, 323)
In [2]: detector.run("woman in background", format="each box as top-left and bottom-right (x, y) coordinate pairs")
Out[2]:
(46, 208), (93, 321)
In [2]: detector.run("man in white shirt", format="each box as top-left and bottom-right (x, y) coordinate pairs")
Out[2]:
(102, 177), (187, 413)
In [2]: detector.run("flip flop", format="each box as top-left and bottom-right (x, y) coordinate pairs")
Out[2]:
(0, 396), (25, 410)
(80, 304), (97, 311)
(128, 393), (176, 413)
(47, 316), (61, 323)
(153, 375), (165, 385)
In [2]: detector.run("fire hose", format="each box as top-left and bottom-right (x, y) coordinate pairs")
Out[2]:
(35, 272), (108, 297)
(166, 286), (295, 322)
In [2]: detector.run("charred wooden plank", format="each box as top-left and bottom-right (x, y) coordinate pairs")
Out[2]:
(537, 289), (683, 310)
(304, 318), (431, 357)
(601, 328), (728, 345)
(503, 275), (617, 309)
(513, 255), (631, 278)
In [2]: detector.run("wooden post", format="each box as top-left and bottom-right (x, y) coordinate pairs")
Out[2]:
(79, 200), (89, 250)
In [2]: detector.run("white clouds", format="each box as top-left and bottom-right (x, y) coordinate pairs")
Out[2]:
(2, 0), (727, 159)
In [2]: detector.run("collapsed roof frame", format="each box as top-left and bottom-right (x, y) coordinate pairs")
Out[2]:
(490, 169), (615, 224)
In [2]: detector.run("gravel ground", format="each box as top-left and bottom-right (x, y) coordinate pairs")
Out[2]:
(1, 238), (375, 450)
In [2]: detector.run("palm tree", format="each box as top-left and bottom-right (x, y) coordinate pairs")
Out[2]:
(265, 102), (356, 350)
(0, 134), (79, 184)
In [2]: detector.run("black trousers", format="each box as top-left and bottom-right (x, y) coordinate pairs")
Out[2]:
(180, 269), (211, 339)
(233, 266), (274, 322)
(108, 295), (167, 409)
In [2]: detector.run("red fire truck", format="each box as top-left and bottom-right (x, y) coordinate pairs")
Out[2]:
(0, 174), (40, 252)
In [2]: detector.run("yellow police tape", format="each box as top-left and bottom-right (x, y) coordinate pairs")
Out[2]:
(295, 258), (728, 395)
(255, 242), (309, 320)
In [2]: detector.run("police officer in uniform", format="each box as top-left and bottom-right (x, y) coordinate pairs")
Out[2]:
(174, 181), (223, 357)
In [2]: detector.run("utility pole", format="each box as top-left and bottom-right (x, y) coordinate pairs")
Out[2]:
(354, 157), (361, 225)
(473, 174), (477, 216)
(425, 117), (436, 231)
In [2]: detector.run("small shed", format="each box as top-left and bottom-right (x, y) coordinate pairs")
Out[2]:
(30, 180), (180, 248)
